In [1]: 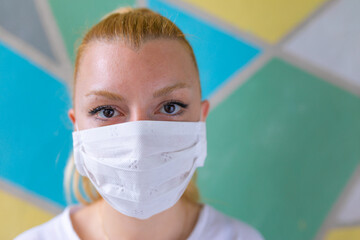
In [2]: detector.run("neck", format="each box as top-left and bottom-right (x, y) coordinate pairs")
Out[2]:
(100, 198), (201, 240)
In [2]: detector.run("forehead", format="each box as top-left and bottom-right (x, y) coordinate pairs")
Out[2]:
(76, 39), (200, 93)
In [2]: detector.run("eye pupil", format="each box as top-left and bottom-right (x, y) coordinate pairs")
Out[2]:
(103, 108), (114, 118)
(164, 104), (175, 114)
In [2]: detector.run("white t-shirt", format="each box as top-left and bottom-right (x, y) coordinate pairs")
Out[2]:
(15, 204), (264, 240)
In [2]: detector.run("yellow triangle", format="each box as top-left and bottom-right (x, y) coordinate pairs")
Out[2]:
(0, 190), (54, 239)
(326, 227), (360, 240)
(183, 0), (328, 43)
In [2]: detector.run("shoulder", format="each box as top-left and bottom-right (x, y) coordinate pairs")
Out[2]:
(14, 205), (81, 240)
(189, 204), (264, 240)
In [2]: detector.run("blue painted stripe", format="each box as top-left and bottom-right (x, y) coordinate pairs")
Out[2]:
(0, 41), (72, 207)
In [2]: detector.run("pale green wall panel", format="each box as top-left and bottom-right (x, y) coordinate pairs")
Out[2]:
(198, 58), (360, 240)
(48, 0), (135, 62)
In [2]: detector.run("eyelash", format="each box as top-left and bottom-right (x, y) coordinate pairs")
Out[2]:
(165, 100), (188, 109)
(88, 105), (117, 116)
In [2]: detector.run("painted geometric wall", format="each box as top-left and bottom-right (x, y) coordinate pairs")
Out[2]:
(1, 0), (359, 239)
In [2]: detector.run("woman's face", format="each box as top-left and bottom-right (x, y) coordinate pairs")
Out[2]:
(68, 39), (209, 130)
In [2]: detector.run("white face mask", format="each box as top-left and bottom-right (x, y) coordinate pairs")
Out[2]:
(72, 120), (207, 219)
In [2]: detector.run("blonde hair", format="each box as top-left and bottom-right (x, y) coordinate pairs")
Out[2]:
(65, 7), (201, 205)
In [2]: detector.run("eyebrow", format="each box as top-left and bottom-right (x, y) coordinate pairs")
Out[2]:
(85, 90), (125, 101)
(153, 82), (189, 98)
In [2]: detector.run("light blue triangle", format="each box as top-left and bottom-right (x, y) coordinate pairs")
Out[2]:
(148, 0), (261, 99)
(0, 41), (72, 207)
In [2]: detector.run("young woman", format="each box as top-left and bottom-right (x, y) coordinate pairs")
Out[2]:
(16, 7), (264, 240)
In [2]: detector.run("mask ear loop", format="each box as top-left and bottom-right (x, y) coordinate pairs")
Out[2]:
(74, 122), (79, 132)
(72, 122), (87, 176)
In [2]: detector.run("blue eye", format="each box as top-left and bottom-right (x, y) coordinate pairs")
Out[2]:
(160, 101), (188, 115)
